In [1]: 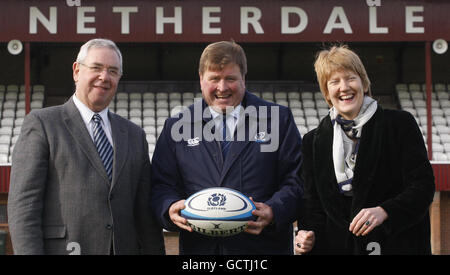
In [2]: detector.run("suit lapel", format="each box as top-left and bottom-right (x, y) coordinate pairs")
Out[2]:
(198, 105), (222, 175)
(313, 116), (352, 228)
(351, 107), (384, 212)
(202, 141), (222, 175)
(219, 92), (266, 184)
(219, 112), (252, 184)
(62, 97), (110, 185)
(109, 112), (128, 190)
(198, 92), (278, 184)
(219, 143), (250, 185)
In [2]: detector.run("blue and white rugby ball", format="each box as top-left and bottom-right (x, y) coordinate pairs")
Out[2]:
(180, 187), (256, 237)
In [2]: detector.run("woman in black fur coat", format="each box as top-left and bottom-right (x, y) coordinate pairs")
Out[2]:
(295, 45), (435, 255)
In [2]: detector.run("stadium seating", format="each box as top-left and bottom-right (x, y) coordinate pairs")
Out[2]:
(106, 89), (327, 159)
(107, 83), (448, 161)
(0, 84), (45, 163)
(0, 82), (447, 163)
(396, 82), (450, 161)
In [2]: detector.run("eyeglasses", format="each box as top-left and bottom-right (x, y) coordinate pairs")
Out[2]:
(78, 62), (122, 78)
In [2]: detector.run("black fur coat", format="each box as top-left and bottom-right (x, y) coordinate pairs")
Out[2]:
(299, 106), (435, 255)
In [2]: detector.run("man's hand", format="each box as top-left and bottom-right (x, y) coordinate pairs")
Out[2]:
(168, 200), (193, 232)
(244, 197), (274, 235)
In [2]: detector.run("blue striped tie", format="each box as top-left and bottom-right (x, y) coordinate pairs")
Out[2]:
(221, 115), (232, 160)
(92, 114), (114, 182)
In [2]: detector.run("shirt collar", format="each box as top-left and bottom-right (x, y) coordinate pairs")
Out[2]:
(208, 104), (242, 120)
(72, 93), (109, 124)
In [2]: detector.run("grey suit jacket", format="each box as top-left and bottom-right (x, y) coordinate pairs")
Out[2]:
(7, 97), (165, 255)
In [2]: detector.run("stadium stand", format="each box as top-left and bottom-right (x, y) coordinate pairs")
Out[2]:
(0, 82), (447, 163)
(396, 83), (450, 161)
(107, 82), (449, 161)
(0, 84), (45, 163)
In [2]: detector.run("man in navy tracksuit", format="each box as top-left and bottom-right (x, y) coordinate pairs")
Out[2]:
(150, 41), (303, 254)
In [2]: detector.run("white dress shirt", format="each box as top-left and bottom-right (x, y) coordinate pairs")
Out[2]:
(209, 105), (242, 140)
(72, 94), (114, 146)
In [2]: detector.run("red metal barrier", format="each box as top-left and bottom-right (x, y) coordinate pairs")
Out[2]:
(431, 162), (450, 191)
(0, 166), (11, 193)
(0, 164), (449, 193)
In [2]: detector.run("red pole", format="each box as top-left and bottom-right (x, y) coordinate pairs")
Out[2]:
(425, 42), (432, 160)
(24, 42), (30, 115)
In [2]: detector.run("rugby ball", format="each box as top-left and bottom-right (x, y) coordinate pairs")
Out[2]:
(180, 187), (256, 237)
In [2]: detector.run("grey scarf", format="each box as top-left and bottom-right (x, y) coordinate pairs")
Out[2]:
(329, 96), (378, 195)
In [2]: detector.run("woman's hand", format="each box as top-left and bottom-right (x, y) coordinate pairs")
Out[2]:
(294, 230), (315, 255)
(349, 206), (388, 236)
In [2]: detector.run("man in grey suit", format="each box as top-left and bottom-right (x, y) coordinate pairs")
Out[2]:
(7, 38), (165, 255)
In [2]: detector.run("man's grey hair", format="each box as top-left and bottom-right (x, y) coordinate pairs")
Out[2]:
(76, 38), (123, 73)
